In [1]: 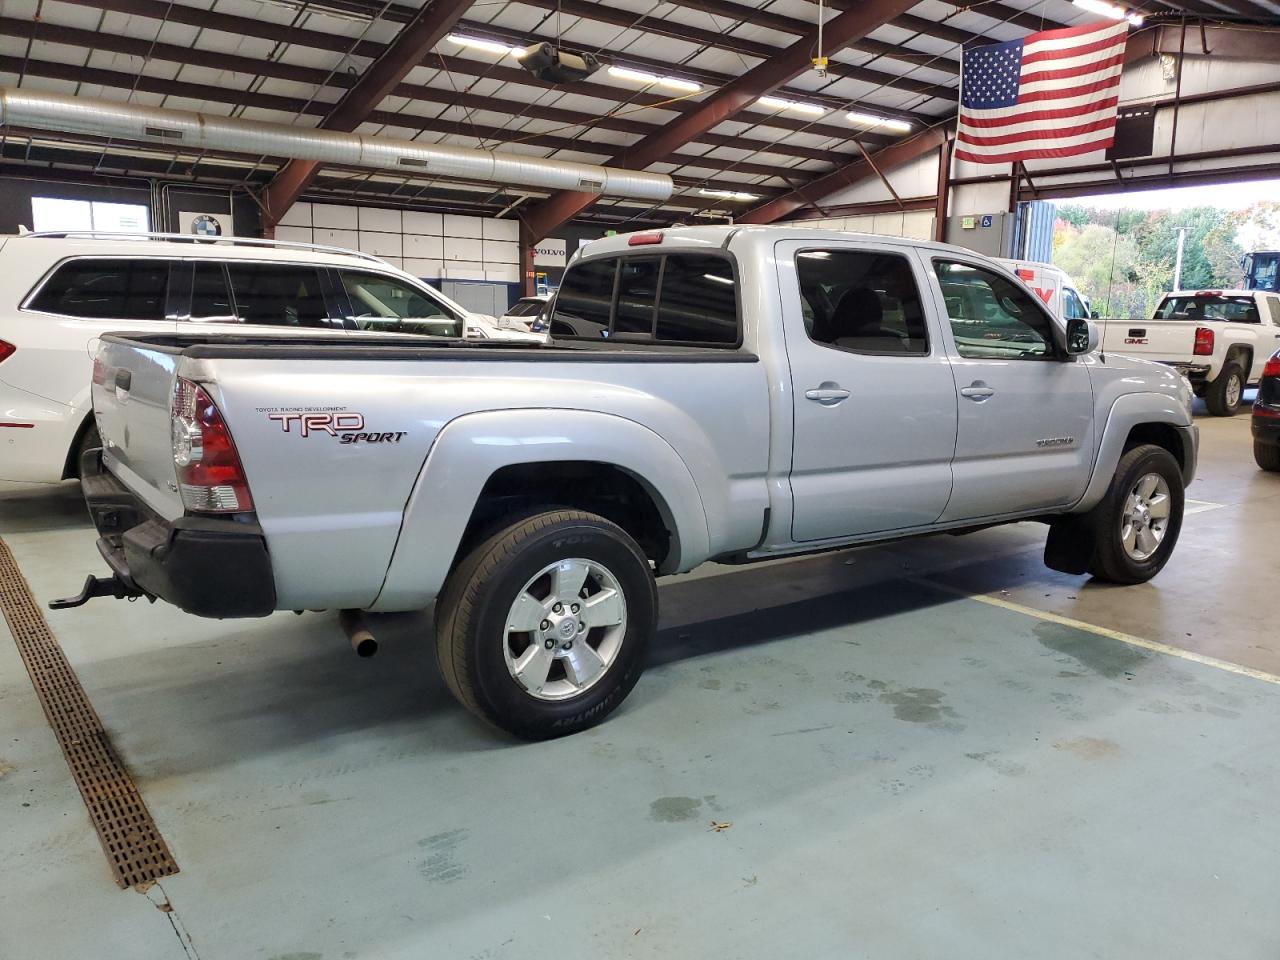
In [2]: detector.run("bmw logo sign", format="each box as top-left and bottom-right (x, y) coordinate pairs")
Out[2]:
(191, 215), (223, 237)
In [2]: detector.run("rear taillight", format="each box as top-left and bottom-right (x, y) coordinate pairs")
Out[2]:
(1263, 354), (1280, 379)
(91, 355), (107, 384)
(1193, 327), (1214, 356)
(171, 377), (253, 513)
(0, 340), (14, 364)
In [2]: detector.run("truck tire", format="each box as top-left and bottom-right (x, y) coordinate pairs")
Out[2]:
(1084, 444), (1185, 584)
(1204, 362), (1244, 416)
(433, 510), (657, 739)
(1255, 440), (1280, 472)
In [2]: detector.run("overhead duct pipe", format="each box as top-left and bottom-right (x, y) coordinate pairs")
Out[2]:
(0, 88), (674, 202)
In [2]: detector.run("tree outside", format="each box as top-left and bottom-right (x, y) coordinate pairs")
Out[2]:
(1051, 200), (1280, 318)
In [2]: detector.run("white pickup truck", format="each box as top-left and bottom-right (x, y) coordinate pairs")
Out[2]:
(1097, 289), (1280, 415)
(63, 226), (1198, 738)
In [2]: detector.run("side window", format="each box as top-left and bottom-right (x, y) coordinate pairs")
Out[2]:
(190, 262), (237, 322)
(28, 259), (167, 321)
(339, 271), (462, 338)
(656, 254), (737, 345)
(796, 249), (928, 354)
(1062, 287), (1089, 321)
(934, 260), (1055, 360)
(613, 257), (660, 336)
(552, 258), (616, 338)
(226, 263), (334, 329)
(1268, 297), (1280, 326)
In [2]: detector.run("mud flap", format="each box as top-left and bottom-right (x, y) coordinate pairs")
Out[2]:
(1044, 515), (1095, 575)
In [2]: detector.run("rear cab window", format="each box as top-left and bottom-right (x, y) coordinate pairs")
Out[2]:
(550, 252), (740, 346)
(1155, 294), (1261, 323)
(26, 258), (169, 321)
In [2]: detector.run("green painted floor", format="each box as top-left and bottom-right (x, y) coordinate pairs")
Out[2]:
(2, 410), (1279, 960)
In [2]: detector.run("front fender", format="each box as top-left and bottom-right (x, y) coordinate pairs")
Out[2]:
(1072, 392), (1197, 513)
(371, 408), (711, 611)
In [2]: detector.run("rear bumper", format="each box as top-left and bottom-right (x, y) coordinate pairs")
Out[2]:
(82, 449), (276, 618)
(1166, 362), (1212, 385)
(1253, 409), (1280, 446)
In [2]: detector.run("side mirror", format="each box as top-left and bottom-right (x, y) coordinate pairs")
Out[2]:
(1089, 309), (1100, 320)
(1065, 316), (1098, 355)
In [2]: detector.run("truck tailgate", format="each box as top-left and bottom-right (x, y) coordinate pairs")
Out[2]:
(92, 338), (185, 520)
(1098, 318), (1196, 361)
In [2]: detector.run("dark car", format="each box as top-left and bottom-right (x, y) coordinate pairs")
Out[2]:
(1254, 349), (1280, 471)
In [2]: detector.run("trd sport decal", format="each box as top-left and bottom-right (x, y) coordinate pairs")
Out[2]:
(257, 406), (406, 444)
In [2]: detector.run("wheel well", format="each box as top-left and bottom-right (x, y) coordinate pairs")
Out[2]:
(1228, 347), (1253, 380)
(61, 414), (97, 480)
(1124, 423), (1186, 475)
(455, 461), (674, 569)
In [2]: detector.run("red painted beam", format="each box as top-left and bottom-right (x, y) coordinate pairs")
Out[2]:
(736, 126), (949, 225)
(262, 0), (474, 227)
(518, 0), (921, 241)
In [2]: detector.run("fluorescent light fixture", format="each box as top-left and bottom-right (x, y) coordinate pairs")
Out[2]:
(607, 65), (701, 92)
(698, 188), (759, 201)
(757, 96), (826, 116)
(447, 34), (523, 58)
(846, 111), (912, 133)
(703, 273), (734, 285)
(1071, 0), (1143, 24)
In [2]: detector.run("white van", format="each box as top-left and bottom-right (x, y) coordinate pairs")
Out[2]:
(996, 258), (1092, 322)
(0, 231), (476, 483)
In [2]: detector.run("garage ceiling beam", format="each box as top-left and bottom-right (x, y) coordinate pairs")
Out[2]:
(0, 19), (861, 170)
(56, 0), (934, 130)
(648, 0), (960, 74)
(0, 54), (804, 196)
(519, 0), (923, 240)
(301, 0), (1004, 54)
(498, 0), (958, 95)
(1126, 23), (1280, 62)
(260, 0), (476, 226)
(736, 126), (950, 224)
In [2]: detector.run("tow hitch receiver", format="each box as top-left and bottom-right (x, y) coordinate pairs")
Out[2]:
(49, 574), (149, 610)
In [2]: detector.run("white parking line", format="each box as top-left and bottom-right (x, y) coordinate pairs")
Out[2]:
(912, 577), (1280, 687)
(1184, 498), (1226, 516)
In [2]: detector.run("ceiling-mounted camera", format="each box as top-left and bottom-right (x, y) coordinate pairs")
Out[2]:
(517, 41), (600, 84)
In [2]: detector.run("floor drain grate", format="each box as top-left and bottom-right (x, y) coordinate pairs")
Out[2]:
(0, 538), (178, 889)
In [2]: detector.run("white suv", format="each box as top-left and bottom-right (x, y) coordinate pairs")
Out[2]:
(0, 231), (473, 483)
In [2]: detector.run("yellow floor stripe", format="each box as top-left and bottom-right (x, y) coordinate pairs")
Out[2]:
(912, 577), (1280, 687)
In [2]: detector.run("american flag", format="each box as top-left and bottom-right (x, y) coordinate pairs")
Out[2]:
(955, 20), (1129, 164)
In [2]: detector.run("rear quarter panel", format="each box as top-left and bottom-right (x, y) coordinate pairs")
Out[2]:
(192, 353), (772, 611)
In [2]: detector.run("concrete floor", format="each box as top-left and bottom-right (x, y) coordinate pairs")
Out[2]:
(2, 399), (1279, 960)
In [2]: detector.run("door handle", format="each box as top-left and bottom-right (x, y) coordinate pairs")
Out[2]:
(805, 382), (850, 406)
(960, 381), (995, 401)
(114, 369), (132, 392)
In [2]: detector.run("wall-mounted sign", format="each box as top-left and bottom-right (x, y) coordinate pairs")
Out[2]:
(961, 216), (976, 230)
(980, 214), (993, 228)
(178, 211), (233, 237)
(533, 238), (566, 267)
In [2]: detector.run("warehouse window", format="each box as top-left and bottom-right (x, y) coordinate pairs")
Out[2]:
(226, 263), (334, 328)
(797, 250), (928, 354)
(28, 259), (168, 321)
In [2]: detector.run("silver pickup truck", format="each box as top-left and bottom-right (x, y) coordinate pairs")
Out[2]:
(64, 226), (1198, 738)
